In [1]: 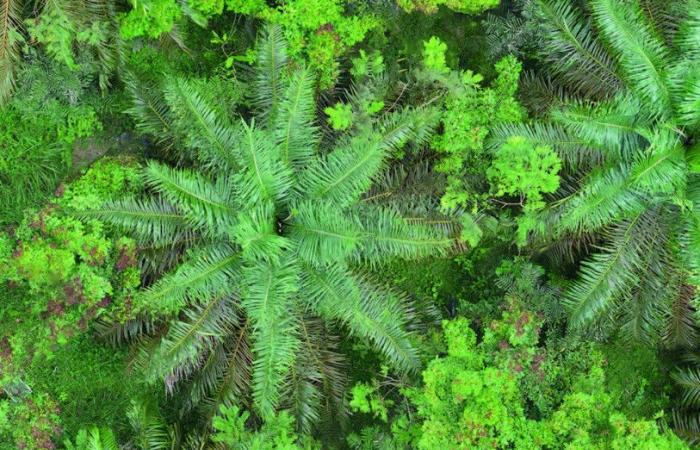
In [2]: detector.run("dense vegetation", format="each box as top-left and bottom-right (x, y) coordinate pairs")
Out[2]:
(1, 0), (700, 448)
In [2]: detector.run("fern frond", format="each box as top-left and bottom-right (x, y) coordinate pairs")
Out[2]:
(565, 210), (651, 329)
(137, 245), (241, 315)
(551, 95), (644, 160)
(127, 400), (174, 450)
(374, 106), (439, 154)
(554, 167), (646, 236)
(164, 77), (241, 170)
(674, 367), (700, 407)
(241, 259), (300, 420)
(290, 200), (363, 266)
(253, 25), (288, 124)
(0, 0), (22, 104)
(81, 197), (192, 246)
(619, 214), (672, 345)
(355, 205), (453, 264)
(627, 128), (686, 195)
(146, 297), (237, 388)
(143, 161), (236, 233)
(124, 72), (177, 148)
(64, 427), (120, 450)
(671, 64), (700, 126)
(204, 320), (253, 414)
(237, 120), (294, 208)
(285, 317), (347, 434)
(534, 0), (622, 98)
(663, 284), (699, 349)
(671, 408), (700, 445)
(275, 67), (319, 168)
(300, 264), (419, 372)
(591, 0), (672, 116)
(676, 0), (700, 58)
(298, 135), (388, 207)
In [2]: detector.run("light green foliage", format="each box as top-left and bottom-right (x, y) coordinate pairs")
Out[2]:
(350, 382), (393, 422)
(0, 157), (141, 358)
(25, 0), (120, 90)
(212, 405), (320, 449)
(0, 391), (62, 450)
(351, 50), (385, 79)
(487, 136), (560, 211)
(324, 102), (354, 130)
(64, 427), (119, 450)
(431, 54), (524, 210)
(226, 0), (380, 88)
(487, 136), (561, 245)
(422, 36), (449, 74)
(398, 0), (500, 14)
(120, 0), (182, 39)
(408, 307), (688, 449)
(26, 4), (78, 69)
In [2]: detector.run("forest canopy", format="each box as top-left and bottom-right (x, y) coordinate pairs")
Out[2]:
(1, 0), (700, 449)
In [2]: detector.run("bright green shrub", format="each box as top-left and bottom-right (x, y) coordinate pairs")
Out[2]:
(398, 0), (500, 15)
(120, 0), (182, 39)
(0, 157), (141, 357)
(0, 391), (62, 450)
(430, 54), (524, 210)
(487, 136), (561, 245)
(212, 405), (320, 449)
(408, 309), (688, 449)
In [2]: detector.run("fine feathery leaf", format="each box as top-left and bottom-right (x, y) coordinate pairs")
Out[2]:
(298, 135), (389, 207)
(137, 245), (241, 315)
(0, 0), (22, 105)
(565, 210), (653, 329)
(253, 24), (288, 124)
(81, 196), (192, 246)
(274, 67), (319, 168)
(289, 200), (363, 266)
(164, 77), (241, 170)
(300, 264), (419, 372)
(143, 161), (237, 233)
(145, 297), (237, 388)
(591, 0), (672, 117)
(355, 205), (454, 264)
(534, 0), (622, 98)
(550, 95), (644, 161)
(236, 120), (294, 208)
(123, 71), (176, 148)
(241, 259), (300, 420)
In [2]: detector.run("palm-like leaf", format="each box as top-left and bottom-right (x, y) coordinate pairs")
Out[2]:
(534, 0), (622, 98)
(0, 0), (22, 104)
(95, 26), (453, 430)
(506, 1), (699, 347)
(591, 0), (672, 116)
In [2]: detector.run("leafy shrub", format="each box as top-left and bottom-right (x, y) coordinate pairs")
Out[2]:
(398, 0), (500, 15)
